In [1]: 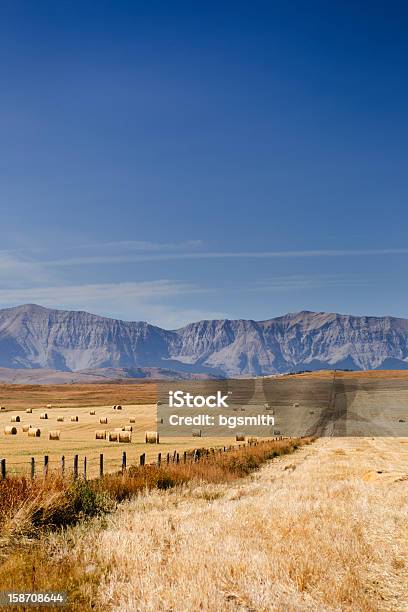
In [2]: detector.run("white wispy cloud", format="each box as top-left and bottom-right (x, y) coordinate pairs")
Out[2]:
(248, 274), (368, 292)
(0, 279), (203, 304)
(41, 246), (408, 267)
(72, 239), (205, 252)
(2, 243), (408, 271)
(0, 280), (219, 327)
(0, 240), (404, 326)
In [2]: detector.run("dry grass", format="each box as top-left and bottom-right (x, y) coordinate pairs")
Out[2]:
(1, 437), (406, 611)
(0, 438), (307, 551)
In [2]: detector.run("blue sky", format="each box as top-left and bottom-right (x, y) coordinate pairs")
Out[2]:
(0, 1), (407, 328)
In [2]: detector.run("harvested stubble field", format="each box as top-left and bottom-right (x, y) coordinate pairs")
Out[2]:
(0, 381), (156, 410)
(1, 370), (408, 475)
(0, 381), (255, 478)
(0, 401), (245, 478)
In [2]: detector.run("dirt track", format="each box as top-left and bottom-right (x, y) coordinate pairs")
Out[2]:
(265, 373), (408, 437)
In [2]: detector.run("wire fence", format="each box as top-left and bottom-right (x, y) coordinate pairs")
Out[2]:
(0, 437), (284, 481)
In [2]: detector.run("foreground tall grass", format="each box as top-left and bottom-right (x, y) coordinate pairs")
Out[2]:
(0, 438), (311, 552)
(1, 437), (406, 611)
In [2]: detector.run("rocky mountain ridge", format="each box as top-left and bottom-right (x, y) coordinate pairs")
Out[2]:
(0, 304), (407, 377)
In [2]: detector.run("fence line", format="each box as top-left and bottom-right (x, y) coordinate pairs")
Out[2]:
(0, 437), (287, 480)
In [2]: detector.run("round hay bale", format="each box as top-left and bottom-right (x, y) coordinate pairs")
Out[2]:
(26, 408), (33, 413)
(108, 432), (118, 442)
(4, 426), (17, 435)
(46, 404), (52, 409)
(89, 410), (96, 415)
(246, 436), (258, 443)
(57, 416), (64, 422)
(235, 433), (245, 442)
(114, 427), (125, 432)
(28, 428), (41, 437)
(116, 405), (122, 410)
(100, 417), (108, 424)
(40, 413), (48, 420)
(264, 402), (271, 410)
(70, 416), (79, 422)
(49, 430), (61, 440)
(0, 406), (5, 410)
(124, 425), (133, 432)
(95, 430), (107, 440)
(118, 431), (131, 443)
(22, 424), (31, 432)
(145, 431), (159, 443)
(11, 415), (20, 422)
(293, 402), (300, 407)
(113, 405), (117, 410)
(192, 429), (202, 438)
(129, 418), (136, 423)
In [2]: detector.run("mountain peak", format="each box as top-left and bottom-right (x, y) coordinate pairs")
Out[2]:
(0, 304), (407, 375)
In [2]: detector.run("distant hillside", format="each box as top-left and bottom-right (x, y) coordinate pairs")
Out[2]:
(0, 304), (407, 377)
(0, 366), (213, 385)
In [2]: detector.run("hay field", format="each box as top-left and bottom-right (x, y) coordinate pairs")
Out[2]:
(0, 371), (407, 476)
(0, 381), (155, 411)
(0, 402), (242, 478)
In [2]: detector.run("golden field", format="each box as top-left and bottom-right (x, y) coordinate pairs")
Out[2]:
(0, 436), (406, 610)
(0, 380), (249, 477)
(0, 371), (407, 476)
(0, 372), (407, 610)
(0, 381), (156, 410)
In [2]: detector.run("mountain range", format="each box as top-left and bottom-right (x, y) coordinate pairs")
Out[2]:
(0, 304), (407, 380)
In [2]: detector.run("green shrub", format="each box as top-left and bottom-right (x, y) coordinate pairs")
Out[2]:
(67, 480), (111, 519)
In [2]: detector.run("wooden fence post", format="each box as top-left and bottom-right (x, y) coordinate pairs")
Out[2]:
(176, 452), (179, 464)
(61, 455), (65, 477)
(157, 452), (161, 466)
(44, 455), (49, 478)
(183, 451), (187, 463)
(122, 451), (127, 472)
(173, 450), (177, 463)
(166, 452), (170, 465)
(99, 454), (104, 478)
(31, 457), (35, 479)
(140, 453), (145, 466)
(73, 454), (78, 479)
(1, 459), (5, 480)
(83, 457), (87, 480)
